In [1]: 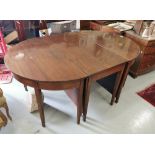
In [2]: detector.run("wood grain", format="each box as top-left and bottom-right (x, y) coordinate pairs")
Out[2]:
(4, 30), (140, 126)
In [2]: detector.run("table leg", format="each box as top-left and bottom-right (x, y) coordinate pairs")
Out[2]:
(24, 84), (28, 91)
(34, 88), (45, 127)
(77, 80), (84, 124)
(115, 61), (132, 103)
(83, 78), (91, 122)
(110, 69), (124, 105)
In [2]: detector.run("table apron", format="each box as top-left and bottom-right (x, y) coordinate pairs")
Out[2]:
(90, 63), (125, 81)
(13, 73), (83, 90)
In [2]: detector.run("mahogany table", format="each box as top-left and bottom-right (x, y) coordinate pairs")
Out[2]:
(5, 31), (140, 127)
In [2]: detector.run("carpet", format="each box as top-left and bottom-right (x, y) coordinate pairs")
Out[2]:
(137, 84), (155, 107)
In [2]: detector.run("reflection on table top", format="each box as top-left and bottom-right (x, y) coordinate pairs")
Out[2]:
(5, 30), (140, 82)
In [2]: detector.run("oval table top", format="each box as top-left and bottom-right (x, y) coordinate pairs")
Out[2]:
(5, 30), (140, 83)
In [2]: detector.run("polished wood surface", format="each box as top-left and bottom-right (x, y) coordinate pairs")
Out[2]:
(5, 31), (139, 79)
(5, 30), (140, 126)
(125, 30), (155, 77)
(90, 21), (120, 33)
(121, 20), (155, 77)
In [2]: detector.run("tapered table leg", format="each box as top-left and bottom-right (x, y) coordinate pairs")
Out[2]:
(110, 68), (124, 105)
(83, 78), (91, 122)
(77, 80), (84, 124)
(34, 88), (45, 127)
(24, 84), (28, 91)
(115, 61), (132, 103)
